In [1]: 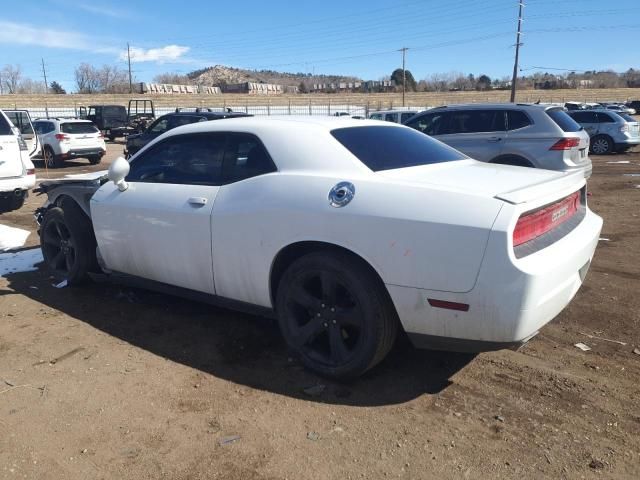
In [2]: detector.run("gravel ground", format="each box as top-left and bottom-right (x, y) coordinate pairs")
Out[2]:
(1, 140), (639, 479)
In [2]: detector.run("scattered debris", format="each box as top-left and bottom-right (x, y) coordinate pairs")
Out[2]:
(633, 348), (640, 355)
(306, 431), (320, 441)
(302, 384), (326, 397)
(579, 332), (627, 346)
(574, 343), (591, 352)
(623, 173), (640, 177)
(494, 415), (505, 423)
(598, 237), (610, 242)
(81, 449), (88, 454)
(49, 347), (85, 365)
(54, 279), (68, 289)
(218, 435), (240, 446)
(606, 160), (630, 164)
(589, 458), (605, 470)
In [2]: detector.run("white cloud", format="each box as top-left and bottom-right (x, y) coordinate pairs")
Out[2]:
(0, 20), (118, 53)
(122, 45), (191, 63)
(75, 3), (130, 18)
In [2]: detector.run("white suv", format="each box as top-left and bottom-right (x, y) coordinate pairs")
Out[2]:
(0, 109), (36, 213)
(33, 118), (106, 168)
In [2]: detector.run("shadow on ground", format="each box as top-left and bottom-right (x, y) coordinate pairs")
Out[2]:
(3, 264), (474, 407)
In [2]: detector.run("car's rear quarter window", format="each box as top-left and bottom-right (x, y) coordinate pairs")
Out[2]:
(546, 108), (582, 132)
(61, 122), (100, 134)
(331, 125), (466, 172)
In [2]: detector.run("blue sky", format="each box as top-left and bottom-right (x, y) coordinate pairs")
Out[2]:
(1, 0), (639, 91)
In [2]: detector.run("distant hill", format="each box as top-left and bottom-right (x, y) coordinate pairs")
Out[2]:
(187, 65), (361, 88)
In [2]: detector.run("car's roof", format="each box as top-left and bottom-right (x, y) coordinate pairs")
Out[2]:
(369, 109), (422, 114)
(164, 111), (251, 119)
(429, 102), (555, 110)
(33, 118), (93, 123)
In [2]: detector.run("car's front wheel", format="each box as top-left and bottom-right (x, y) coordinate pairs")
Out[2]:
(40, 200), (97, 285)
(276, 251), (398, 379)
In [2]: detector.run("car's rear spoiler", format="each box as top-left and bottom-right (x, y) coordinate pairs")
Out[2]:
(494, 171), (586, 205)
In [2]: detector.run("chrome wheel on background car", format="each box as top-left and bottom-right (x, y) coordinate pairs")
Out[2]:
(43, 146), (57, 168)
(590, 136), (612, 155)
(276, 251), (397, 379)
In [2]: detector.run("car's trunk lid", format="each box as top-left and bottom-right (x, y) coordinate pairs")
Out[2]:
(378, 159), (585, 205)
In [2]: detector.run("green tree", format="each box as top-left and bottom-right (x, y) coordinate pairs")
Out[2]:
(391, 68), (417, 92)
(475, 74), (492, 91)
(50, 81), (66, 94)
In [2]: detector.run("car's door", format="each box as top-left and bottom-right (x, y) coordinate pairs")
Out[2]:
(90, 132), (227, 294)
(0, 110), (22, 178)
(4, 110), (39, 158)
(595, 111), (616, 136)
(435, 109), (506, 161)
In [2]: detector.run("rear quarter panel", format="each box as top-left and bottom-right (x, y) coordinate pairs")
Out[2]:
(211, 172), (502, 307)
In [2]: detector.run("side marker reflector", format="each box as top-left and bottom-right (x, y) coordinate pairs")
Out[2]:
(427, 299), (469, 312)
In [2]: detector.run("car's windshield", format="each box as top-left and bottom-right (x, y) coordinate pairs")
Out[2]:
(331, 125), (466, 172)
(61, 122), (99, 134)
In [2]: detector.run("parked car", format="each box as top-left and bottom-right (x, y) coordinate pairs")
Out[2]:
(35, 117), (602, 378)
(368, 109), (422, 123)
(4, 110), (40, 159)
(567, 109), (640, 154)
(124, 110), (251, 158)
(604, 104), (636, 115)
(625, 100), (640, 112)
(564, 102), (587, 111)
(33, 118), (106, 168)
(0, 109), (36, 213)
(79, 100), (155, 140)
(404, 103), (592, 178)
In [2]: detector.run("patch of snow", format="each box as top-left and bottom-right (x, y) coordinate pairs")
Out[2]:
(607, 160), (630, 164)
(0, 248), (43, 277)
(623, 173), (640, 177)
(599, 237), (610, 241)
(0, 225), (31, 251)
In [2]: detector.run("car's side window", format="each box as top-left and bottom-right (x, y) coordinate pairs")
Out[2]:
(0, 114), (13, 135)
(573, 112), (598, 123)
(448, 110), (505, 134)
(506, 110), (531, 130)
(169, 115), (201, 129)
(370, 114), (382, 120)
(597, 113), (615, 123)
(33, 122), (45, 135)
(401, 112), (415, 123)
(384, 113), (397, 123)
(222, 133), (276, 183)
(127, 133), (226, 186)
(405, 112), (449, 136)
(149, 117), (170, 133)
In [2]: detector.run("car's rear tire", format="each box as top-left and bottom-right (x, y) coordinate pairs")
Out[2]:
(590, 135), (613, 155)
(44, 146), (62, 168)
(276, 251), (398, 379)
(40, 199), (97, 285)
(88, 156), (102, 165)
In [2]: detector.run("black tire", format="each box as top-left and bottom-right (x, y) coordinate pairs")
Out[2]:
(615, 145), (630, 154)
(43, 146), (62, 168)
(88, 156), (102, 165)
(108, 134), (116, 141)
(590, 135), (613, 155)
(40, 199), (97, 285)
(276, 251), (398, 379)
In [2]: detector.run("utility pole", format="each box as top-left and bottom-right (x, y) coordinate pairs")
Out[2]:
(127, 42), (133, 94)
(510, 1), (524, 103)
(399, 47), (408, 107)
(41, 58), (49, 94)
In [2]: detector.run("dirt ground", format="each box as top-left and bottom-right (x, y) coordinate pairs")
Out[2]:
(1, 140), (639, 480)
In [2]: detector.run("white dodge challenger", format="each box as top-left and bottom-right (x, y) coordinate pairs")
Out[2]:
(35, 116), (603, 378)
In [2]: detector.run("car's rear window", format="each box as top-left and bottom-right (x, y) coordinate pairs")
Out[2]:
(546, 108), (582, 132)
(617, 112), (637, 122)
(103, 106), (126, 116)
(331, 126), (466, 172)
(0, 113), (13, 135)
(61, 122), (99, 134)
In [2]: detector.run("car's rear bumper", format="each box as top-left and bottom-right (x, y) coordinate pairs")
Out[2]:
(387, 208), (602, 350)
(58, 148), (106, 159)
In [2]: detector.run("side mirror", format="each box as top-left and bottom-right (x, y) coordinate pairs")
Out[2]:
(108, 156), (130, 192)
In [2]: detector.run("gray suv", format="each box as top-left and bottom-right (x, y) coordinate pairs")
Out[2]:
(404, 103), (592, 178)
(567, 109), (639, 154)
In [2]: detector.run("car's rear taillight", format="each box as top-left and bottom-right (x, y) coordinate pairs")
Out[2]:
(513, 191), (581, 247)
(55, 133), (70, 140)
(26, 168), (35, 175)
(620, 124), (629, 133)
(549, 138), (580, 150)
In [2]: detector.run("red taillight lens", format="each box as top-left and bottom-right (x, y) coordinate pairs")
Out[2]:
(550, 138), (580, 150)
(55, 133), (69, 140)
(513, 191), (581, 247)
(27, 168), (35, 175)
